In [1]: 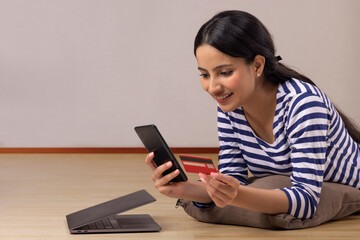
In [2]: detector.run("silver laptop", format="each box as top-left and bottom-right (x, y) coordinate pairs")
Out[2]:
(66, 189), (161, 234)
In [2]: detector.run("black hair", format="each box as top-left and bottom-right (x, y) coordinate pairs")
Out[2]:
(194, 10), (360, 143)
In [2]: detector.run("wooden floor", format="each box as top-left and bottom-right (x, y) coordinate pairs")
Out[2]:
(0, 153), (359, 240)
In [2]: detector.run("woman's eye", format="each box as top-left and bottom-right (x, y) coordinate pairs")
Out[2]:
(200, 73), (210, 79)
(220, 71), (233, 77)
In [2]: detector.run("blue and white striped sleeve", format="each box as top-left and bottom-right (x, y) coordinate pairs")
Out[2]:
(281, 93), (330, 219)
(192, 107), (248, 209)
(217, 107), (248, 186)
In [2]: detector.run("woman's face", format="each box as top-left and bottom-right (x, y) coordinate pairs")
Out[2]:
(196, 44), (258, 113)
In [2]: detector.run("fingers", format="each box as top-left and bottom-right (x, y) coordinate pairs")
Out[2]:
(199, 172), (237, 192)
(199, 173), (231, 196)
(150, 160), (180, 189)
(144, 152), (185, 199)
(145, 152), (157, 170)
(154, 168), (180, 188)
(145, 152), (180, 186)
(151, 160), (170, 179)
(210, 172), (238, 185)
(199, 172), (239, 207)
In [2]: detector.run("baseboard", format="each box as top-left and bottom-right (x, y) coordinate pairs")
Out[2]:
(0, 147), (219, 154)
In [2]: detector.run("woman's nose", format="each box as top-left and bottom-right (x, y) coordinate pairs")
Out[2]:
(208, 77), (221, 95)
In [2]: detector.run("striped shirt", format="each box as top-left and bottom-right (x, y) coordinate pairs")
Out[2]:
(217, 78), (360, 219)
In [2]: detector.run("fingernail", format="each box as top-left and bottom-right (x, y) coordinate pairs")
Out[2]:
(199, 173), (206, 182)
(166, 161), (172, 167)
(210, 172), (219, 178)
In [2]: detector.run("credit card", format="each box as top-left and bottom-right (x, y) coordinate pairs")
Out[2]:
(179, 154), (218, 175)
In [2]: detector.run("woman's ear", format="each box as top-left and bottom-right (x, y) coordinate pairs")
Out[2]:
(253, 55), (265, 77)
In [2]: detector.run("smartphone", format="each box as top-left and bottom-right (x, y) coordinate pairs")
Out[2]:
(134, 124), (188, 182)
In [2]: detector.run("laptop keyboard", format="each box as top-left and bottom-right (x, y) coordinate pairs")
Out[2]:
(79, 215), (121, 230)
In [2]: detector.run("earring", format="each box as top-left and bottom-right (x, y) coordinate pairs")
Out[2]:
(257, 73), (261, 77)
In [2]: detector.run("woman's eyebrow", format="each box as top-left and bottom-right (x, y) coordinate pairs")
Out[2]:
(197, 67), (208, 71)
(198, 64), (233, 72)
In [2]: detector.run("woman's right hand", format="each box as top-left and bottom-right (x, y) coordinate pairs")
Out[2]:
(145, 152), (188, 199)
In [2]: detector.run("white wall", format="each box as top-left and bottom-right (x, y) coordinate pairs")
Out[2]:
(0, 0), (359, 148)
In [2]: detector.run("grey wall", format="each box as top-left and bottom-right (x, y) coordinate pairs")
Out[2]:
(0, 0), (359, 147)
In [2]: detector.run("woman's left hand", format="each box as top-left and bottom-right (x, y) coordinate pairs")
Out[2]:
(199, 172), (240, 207)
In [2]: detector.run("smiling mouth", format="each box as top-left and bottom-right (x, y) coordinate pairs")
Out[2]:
(216, 93), (233, 100)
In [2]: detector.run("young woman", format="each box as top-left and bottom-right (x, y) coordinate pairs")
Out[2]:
(145, 10), (360, 220)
